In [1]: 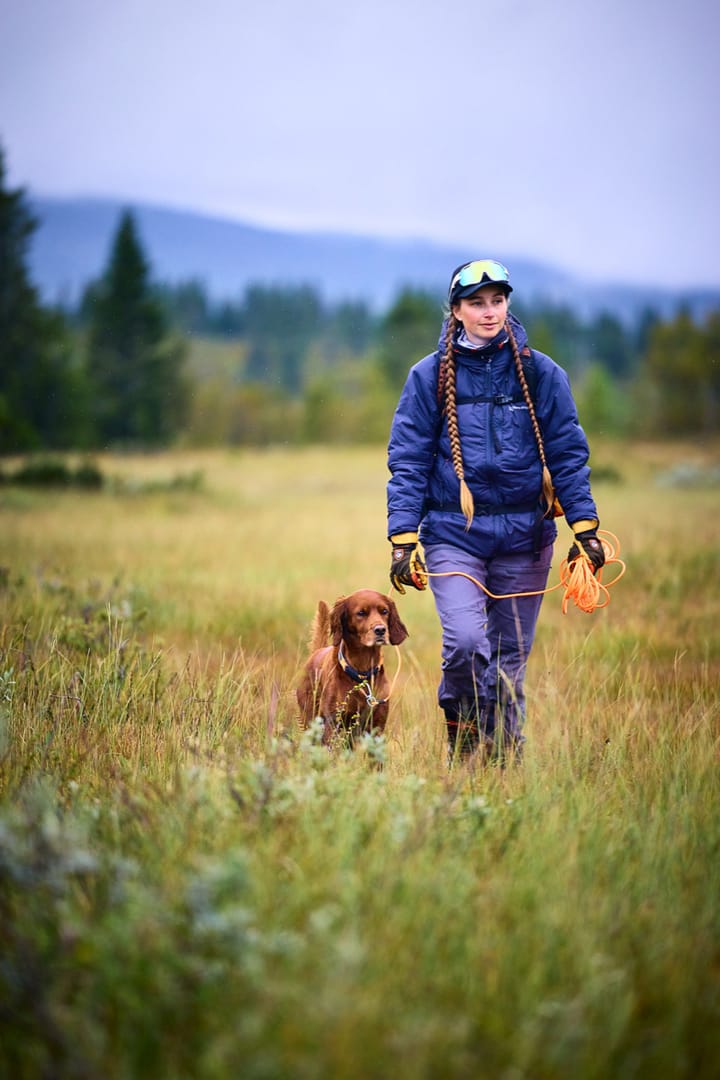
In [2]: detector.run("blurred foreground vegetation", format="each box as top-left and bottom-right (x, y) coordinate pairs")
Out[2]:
(1, 442), (719, 1077)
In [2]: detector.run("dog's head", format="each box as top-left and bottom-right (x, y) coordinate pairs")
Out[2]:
(330, 589), (409, 648)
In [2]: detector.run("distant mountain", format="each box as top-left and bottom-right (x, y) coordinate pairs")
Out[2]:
(27, 195), (720, 322)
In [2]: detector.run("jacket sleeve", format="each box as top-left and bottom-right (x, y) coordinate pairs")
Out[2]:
(534, 356), (599, 527)
(386, 356), (441, 539)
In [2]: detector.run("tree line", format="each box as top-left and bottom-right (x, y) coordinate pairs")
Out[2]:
(2, 147), (719, 454)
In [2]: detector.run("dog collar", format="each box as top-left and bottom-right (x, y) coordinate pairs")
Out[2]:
(337, 641), (383, 683)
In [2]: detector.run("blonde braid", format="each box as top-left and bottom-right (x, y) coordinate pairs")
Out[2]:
(439, 313), (474, 529)
(506, 319), (556, 515)
(436, 314), (455, 406)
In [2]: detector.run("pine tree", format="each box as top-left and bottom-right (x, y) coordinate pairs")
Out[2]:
(643, 307), (720, 435)
(243, 285), (323, 394)
(85, 211), (187, 446)
(377, 289), (441, 390)
(0, 144), (85, 452)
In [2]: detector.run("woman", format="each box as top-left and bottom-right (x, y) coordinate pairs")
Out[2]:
(386, 259), (605, 763)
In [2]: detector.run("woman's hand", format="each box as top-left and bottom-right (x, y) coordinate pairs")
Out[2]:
(389, 535), (428, 593)
(568, 528), (605, 575)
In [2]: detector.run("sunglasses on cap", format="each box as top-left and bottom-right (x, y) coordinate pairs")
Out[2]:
(449, 260), (512, 298)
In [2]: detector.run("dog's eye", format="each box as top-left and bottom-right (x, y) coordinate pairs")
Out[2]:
(379, 607), (389, 616)
(357, 609), (367, 617)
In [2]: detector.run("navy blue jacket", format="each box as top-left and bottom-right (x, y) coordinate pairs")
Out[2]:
(386, 313), (598, 556)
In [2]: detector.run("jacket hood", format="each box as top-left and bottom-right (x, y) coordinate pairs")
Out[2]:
(435, 310), (528, 357)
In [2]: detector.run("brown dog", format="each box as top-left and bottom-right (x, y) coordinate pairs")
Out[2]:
(297, 589), (409, 746)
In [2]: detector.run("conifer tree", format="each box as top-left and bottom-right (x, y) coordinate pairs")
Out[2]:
(643, 307), (720, 435)
(0, 144), (85, 452)
(377, 289), (441, 390)
(243, 284), (323, 394)
(85, 211), (187, 446)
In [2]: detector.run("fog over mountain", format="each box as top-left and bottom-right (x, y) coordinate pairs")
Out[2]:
(29, 196), (720, 323)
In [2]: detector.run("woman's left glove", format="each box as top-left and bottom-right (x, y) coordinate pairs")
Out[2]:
(568, 526), (605, 575)
(389, 533), (428, 594)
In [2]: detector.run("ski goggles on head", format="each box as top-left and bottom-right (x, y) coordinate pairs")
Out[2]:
(449, 259), (512, 300)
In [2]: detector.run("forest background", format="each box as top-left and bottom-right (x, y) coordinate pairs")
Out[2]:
(3, 139), (720, 462)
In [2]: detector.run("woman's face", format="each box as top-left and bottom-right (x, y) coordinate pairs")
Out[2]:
(452, 285), (509, 345)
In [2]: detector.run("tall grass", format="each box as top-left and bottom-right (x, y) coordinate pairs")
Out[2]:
(1, 442), (719, 1078)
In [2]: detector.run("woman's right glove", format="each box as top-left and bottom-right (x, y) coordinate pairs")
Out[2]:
(568, 525), (606, 575)
(389, 533), (428, 594)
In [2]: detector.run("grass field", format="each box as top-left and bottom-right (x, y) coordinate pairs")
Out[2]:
(1, 440), (719, 1078)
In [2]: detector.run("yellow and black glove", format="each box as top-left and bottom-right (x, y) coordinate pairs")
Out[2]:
(389, 533), (428, 594)
(567, 520), (605, 575)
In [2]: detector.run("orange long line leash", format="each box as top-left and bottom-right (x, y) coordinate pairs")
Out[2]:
(425, 530), (626, 615)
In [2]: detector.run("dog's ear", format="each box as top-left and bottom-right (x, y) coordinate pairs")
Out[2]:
(330, 596), (347, 646)
(387, 598), (409, 645)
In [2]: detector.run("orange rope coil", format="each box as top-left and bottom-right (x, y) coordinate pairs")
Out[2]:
(557, 530), (625, 613)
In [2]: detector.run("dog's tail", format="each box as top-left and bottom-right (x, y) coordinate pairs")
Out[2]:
(309, 600), (331, 652)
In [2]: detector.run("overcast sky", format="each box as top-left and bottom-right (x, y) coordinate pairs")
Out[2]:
(2, 0), (719, 289)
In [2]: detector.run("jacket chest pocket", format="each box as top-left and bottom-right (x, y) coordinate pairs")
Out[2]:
(480, 396), (528, 454)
